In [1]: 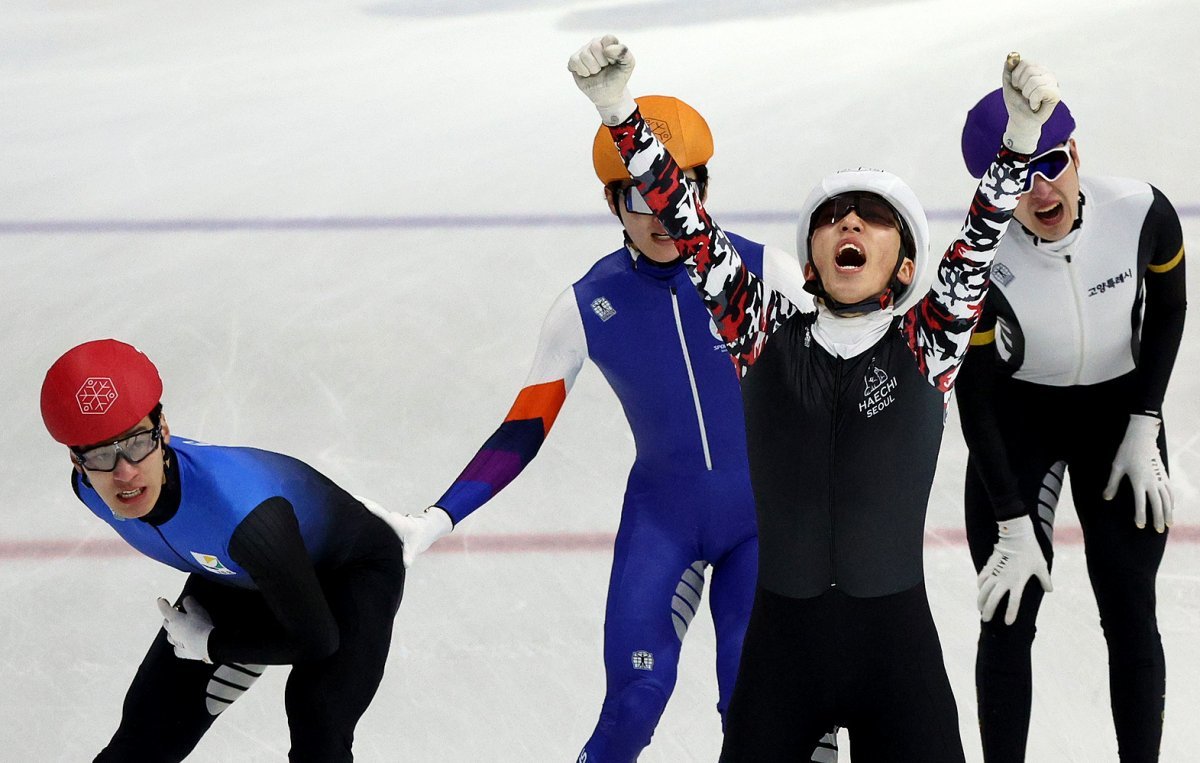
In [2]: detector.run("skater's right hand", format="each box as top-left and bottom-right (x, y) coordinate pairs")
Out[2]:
(1001, 54), (1061, 155)
(568, 34), (637, 126)
(360, 498), (453, 568)
(977, 515), (1052, 625)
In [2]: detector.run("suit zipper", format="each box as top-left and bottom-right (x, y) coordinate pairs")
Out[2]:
(670, 286), (713, 470)
(1063, 253), (1087, 384)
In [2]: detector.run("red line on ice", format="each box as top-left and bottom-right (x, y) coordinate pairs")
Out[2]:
(1, 526), (1197, 560)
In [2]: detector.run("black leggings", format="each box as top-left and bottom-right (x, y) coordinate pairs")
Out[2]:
(965, 384), (1168, 763)
(720, 584), (965, 762)
(94, 561), (404, 763)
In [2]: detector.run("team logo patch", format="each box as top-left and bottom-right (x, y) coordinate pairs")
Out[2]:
(631, 650), (654, 671)
(76, 377), (118, 415)
(859, 361), (899, 418)
(992, 262), (1016, 287)
(191, 552), (236, 575)
(706, 316), (728, 351)
(590, 296), (617, 322)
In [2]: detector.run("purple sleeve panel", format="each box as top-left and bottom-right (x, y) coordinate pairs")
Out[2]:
(435, 418), (548, 524)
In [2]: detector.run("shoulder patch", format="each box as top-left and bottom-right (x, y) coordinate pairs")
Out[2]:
(590, 296), (617, 322)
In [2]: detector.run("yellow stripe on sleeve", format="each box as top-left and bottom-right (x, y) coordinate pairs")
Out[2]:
(1148, 245), (1185, 274)
(970, 328), (995, 347)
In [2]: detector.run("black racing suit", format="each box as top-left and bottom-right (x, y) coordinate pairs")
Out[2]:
(603, 108), (1029, 761)
(956, 178), (1187, 762)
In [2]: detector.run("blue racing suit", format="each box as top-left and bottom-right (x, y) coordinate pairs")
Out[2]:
(434, 234), (819, 760)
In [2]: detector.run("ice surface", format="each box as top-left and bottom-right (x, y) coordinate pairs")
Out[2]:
(2, 1), (1198, 759)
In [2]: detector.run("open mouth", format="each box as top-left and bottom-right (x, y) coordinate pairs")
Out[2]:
(834, 244), (866, 270)
(1034, 202), (1064, 226)
(116, 487), (146, 504)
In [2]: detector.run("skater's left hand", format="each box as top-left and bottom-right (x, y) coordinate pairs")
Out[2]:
(1103, 413), (1173, 532)
(157, 595), (214, 663)
(568, 34), (637, 126)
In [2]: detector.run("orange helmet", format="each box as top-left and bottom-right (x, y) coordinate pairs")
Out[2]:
(591, 95), (713, 185)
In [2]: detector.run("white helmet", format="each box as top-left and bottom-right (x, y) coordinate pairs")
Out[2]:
(796, 168), (932, 315)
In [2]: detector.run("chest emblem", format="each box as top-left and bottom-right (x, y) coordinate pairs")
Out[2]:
(859, 362), (899, 419)
(191, 551), (236, 575)
(992, 262), (1016, 287)
(590, 296), (617, 322)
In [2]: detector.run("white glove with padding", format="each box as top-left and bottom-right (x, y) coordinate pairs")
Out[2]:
(1103, 413), (1174, 532)
(1002, 54), (1061, 154)
(977, 515), (1052, 626)
(157, 595), (214, 663)
(359, 496), (452, 569)
(567, 34), (637, 126)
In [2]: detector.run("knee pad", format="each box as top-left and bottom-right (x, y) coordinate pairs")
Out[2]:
(205, 662), (265, 716)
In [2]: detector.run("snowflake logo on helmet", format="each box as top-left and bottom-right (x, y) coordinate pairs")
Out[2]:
(76, 377), (119, 415)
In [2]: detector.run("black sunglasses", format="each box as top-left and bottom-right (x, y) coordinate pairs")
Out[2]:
(811, 193), (900, 231)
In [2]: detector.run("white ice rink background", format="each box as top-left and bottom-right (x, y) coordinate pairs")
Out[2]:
(2, 0), (1198, 760)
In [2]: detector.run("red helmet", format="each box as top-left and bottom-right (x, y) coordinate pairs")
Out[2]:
(591, 95), (713, 185)
(41, 339), (163, 446)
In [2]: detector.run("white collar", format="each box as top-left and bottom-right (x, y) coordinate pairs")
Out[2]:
(811, 303), (894, 359)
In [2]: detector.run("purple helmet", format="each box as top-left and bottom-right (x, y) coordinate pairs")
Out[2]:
(961, 88), (1075, 178)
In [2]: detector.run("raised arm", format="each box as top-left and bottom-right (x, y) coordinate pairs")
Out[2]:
(952, 54), (1062, 627)
(569, 36), (799, 376)
(903, 55), (1059, 395)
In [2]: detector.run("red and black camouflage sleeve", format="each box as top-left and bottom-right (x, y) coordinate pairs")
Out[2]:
(608, 110), (798, 377)
(901, 148), (1029, 393)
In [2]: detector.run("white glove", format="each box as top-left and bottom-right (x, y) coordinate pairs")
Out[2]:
(568, 34), (637, 126)
(157, 595), (214, 663)
(360, 497), (453, 568)
(1103, 413), (1174, 532)
(977, 515), (1053, 626)
(1001, 54), (1061, 154)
